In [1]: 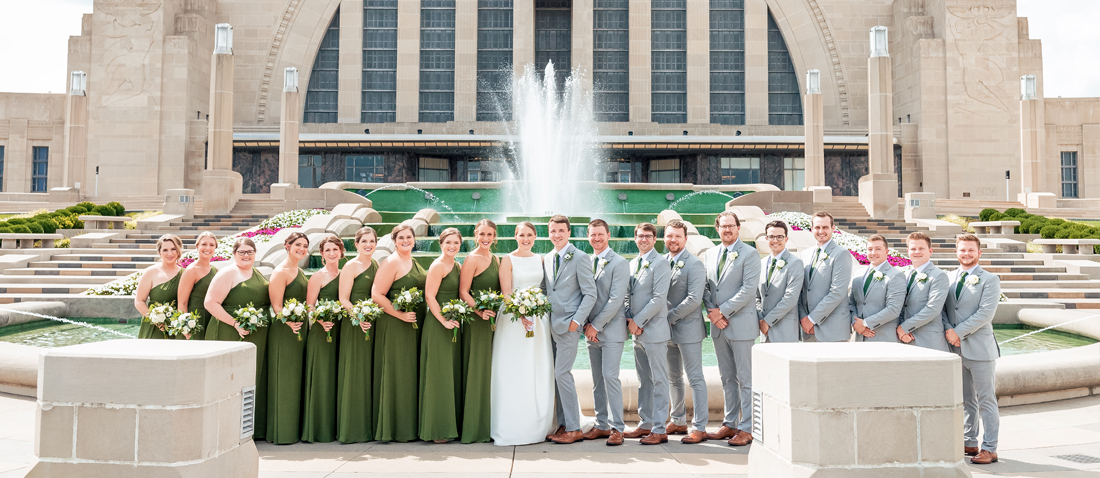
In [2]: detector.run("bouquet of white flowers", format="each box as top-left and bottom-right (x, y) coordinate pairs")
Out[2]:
(275, 298), (309, 341)
(349, 299), (383, 341)
(167, 311), (203, 339)
(503, 287), (551, 338)
(440, 299), (477, 342)
(474, 290), (504, 331)
(392, 287), (424, 329)
(144, 302), (177, 333)
(310, 299), (345, 342)
(233, 302), (269, 340)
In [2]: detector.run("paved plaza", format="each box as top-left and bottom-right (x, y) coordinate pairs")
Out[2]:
(1, 392), (1098, 477)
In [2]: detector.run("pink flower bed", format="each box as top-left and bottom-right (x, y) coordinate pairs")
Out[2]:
(848, 250), (912, 267)
(178, 256), (227, 268)
(240, 228), (281, 239)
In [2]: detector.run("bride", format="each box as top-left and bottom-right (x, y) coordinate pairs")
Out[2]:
(490, 221), (555, 445)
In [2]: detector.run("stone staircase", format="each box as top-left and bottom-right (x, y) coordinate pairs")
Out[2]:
(0, 214), (268, 302)
(231, 194), (288, 216)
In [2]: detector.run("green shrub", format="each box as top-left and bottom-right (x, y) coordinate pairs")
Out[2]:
(1048, 218), (1066, 226)
(989, 212), (1007, 221)
(9, 225), (31, 234)
(51, 215), (73, 229)
(0, 227), (10, 234)
(72, 218), (84, 229)
(1040, 225), (1061, 238)
(1055, 228), (1074, 239)
(1070, 231), (1087, 239)
(25, 222), (43, 234)
(106, 201), (125, 216)
(66, 206), (88, 215)
(76, 201), (97, 211)
(1004, 208), (1027, 217)
(1028, 222), (1046, 234)
(36, 219), (57, 234)
(92, 205), (116, 216)
(979, 208), (998, 221)
(7, 218), (27, 225)
(54, 238), (70, 248)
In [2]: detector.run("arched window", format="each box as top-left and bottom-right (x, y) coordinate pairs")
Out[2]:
(767, 10), (802, 125)
(303, 10), (340, 124)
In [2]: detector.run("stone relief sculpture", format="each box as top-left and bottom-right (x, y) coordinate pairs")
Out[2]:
(947, 1), (1015, 120)
(95, 1), (162, 107)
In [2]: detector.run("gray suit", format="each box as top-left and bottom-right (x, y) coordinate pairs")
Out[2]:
(898, 263), (951, 351)
(848, 263), (905, 343)
(584, 249), (629, 432)
(543, 243), (598, 432)
(664, 250), (708, 431)
(943, 265), (1001, 452)
(757, 250), (804, 343)
(702, 240), (761, 431)
(626, 249), (672, 434)
(798, 240), (853, 342)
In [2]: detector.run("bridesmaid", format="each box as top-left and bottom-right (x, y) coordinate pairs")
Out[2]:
(419, 228), (464, 443)
(457, 219), (498, 443)
(336, 227), (380, 443)
(205, 237), (271, 441)
(371, 224), (425, 443)
(301, 235), (344, 443)
(265, 232), (310, 444)
(135, 234), (183, 340)
(177, 231), (218, 339)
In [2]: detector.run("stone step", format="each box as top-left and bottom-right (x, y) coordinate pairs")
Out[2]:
(1001, 280), (1100, 289)
(0, 284), (91, 294)
(930, 259), (1045, 266)
(4, 268), (135, 277)
(930, 253), (1023, 259)
(0, 275), (117, 284)
(1060, 299), (1100, 309)
(995, 273), (1090, 281)
(51, 254), (158, 263)
(938, 265), (1068, 273)
(27, 261), (150, 270)
(1005, 290), (1100, 299)
(91, 243), (158, 250)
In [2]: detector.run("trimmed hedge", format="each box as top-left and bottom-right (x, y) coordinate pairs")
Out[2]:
(107, 201), (125, 216)
(9, 225), (31, 234)
(92, 205), (116, 216)
(979, 208), (999, 222)
(25, 222), (44, 234)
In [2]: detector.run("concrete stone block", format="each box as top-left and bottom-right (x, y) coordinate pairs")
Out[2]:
(858, 173), (899, 220)
(808, 186), (832, 203)
(685, 234), (715, 258)
(330, 203), (365, 219)
(35, 404), (74, 459)
(855, 410), (918, 465)
(401, 218), (428, 236)
(655, 210), (682, 226)
(740, 218), (766, 244)
(164, 189), (195, 217)
(413, 208), (440, 224)
(725, 205), (766, 222)
(306, 232), (334, 254)
(75, 406), (136, 461)
(904, 192), (937, 220)
(789, 409), (855, 465)
(300, 214), (335, 235)
(785, 230), (816, 253)
(352, 207), (382, 223)
(71, 233), (119, 248)
(920, 407), (964, 463)
(376, 235), (396, 254)
(217, 394), (244, 454)
(137, 406), (208, 463)
(328, 218), (362, 237)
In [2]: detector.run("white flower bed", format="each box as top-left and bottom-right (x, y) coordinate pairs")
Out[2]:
(764, 211), (905, 259)
(258, 209), (329, 230)
(83, 270), (142, 296)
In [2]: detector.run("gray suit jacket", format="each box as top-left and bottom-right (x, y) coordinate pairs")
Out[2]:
(898, 264), (951, 351)
(586, 250), (629, 343)
(756, 250), (804, 343)
(848, 263), (905, 342)
(665, 250), (707, 344)
(542, 243), (598, 336)
(943, 265), (1001, 361)
(702, 240), (761, 342)
(626, 249), (672, 343)
(799, 240), (854, 342)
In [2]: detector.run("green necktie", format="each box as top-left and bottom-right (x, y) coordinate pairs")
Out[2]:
(718, 247), (728, 278)
(593, 256), (599, 275)
(669, 257), (675, 269)
(554, 253), (561, 279)
(809, 247), (822, 281)
(767, 257), (777, 283)
(955, 271), (968, 299)
(907, 271), (916, 291)
(863, 270), (875, 295)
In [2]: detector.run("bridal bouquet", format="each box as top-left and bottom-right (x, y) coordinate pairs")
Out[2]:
(440, 299), (477, 342)
(274, 298), (309, 341)
(167, 312), (203, 339)
(349, 299), (383, 341)
(233, 302), (269, 340)
(503, 287), (551, 338)
(474, 290), (504, 331)
(309, 299), (345, 343)
(144, 302), (177, 332)
(392, 287), (424, 329)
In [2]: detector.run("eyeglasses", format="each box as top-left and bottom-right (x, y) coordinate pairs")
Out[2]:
(766, 235), (787, 241)
(635, 234), (655, 240)
(235, 250), (256, 256)
(718, 225), (739, 230)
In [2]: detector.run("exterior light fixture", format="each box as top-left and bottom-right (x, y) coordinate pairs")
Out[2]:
(1021, 75), (1037, 100)
(214, 23), (234, 54)
(806, 69), (821, 94)
(283, 67), (298, 92)
(869, 26), (888, 57)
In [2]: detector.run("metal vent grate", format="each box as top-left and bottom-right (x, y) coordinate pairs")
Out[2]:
(240, 386), (256, 440)
(1054, 454), (1100, 464)
(751, 391), (763, 444)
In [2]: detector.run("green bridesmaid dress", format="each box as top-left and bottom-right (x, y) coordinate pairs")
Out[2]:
(419, 263), (463, 442)
(204, 268), (271, 441)
(301, 276), (342, 443)
(337, 260), (378, 443)
(178, 266), (216, 340)
(266, 269), (309, 444)
(138, 270), (181, 340)
(374, 259), (426, 443)
(461, 255), (497, 443)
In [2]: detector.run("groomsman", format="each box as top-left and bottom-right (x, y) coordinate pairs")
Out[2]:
(757, 220), (804, 343)
(582, 219), (630, 446)
(543, 215), (598, 445)
(798, 212), (853, 341)
(624, 223), (673, 445)
(848, 234), (905, 342)
(943, 234), (1002, 465)
(897, 232), (951, 350)
(701, 211), (760, 446)
(662, 220), (709, 444)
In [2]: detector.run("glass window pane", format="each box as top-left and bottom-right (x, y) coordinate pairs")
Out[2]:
(767, 11), (802, 125)
(305, 11), (340, 124)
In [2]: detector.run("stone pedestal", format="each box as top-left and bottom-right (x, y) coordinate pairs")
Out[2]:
(808, 186), (832, 203)
(748, 343), (971, 478)
(804, 92), (825, 188)
(1020, 97), (1043, 195)
(1018, 192), (1056, 209)
(64, 93), (87, 190)
(47, 187), (81, 209)
(202, 169), (243, 215)
(165, 188), (196, 217)
(859, 173), (899, 219)
(29, 340), (259, 478)
(904, 192), (936, 221)
(279, 89), (300, 185)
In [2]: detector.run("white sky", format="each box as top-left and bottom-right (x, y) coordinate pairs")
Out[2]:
(0, 0), (1096, 98)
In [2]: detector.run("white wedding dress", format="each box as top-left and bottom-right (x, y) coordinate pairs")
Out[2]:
(490, 253), (556, 445)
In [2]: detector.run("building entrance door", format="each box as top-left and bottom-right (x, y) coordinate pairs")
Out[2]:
(299, 154), (322, 188)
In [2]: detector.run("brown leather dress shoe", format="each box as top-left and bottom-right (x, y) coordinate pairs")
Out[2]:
(964, 446), (979, 456)
(582, 428), (611, 440)
(970, 450), (998, 464)
(606, 429), (624, 446)
(550, 430), (584, 444)
(705, 425), (739, 440)
(546, 425), (565, 442)
(665, 423), (689, 435)
(727, 430), (753, 446)
(623, 427), (651, 439)
(640, 433), (668, 445)
(681, 430), (708, 444)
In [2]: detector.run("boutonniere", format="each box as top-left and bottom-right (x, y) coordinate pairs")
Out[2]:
(775, 259), (787, 270)
(729, 251), (739, 261)
(599, 258), (609, 269)
(916, 272), (929, 283)
(817, 252), (829, 267)
(641, 260), (651, 271)
(873, 271), (885, 281)
(965, 274), (980, 286)
(562, 252), (574, 262)
(675, 260), (685, 270)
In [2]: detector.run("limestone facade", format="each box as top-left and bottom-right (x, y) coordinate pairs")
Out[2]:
(0, 0), (1094, 201)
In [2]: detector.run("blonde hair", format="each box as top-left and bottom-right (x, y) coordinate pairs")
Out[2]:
(194, 231), (217, 247)
(156, 234), (183, 263)
(355, 226), (378, 243)
(438, 227), (462, 245)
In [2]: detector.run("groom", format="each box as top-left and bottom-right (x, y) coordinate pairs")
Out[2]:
(543, 214), (598, 444)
